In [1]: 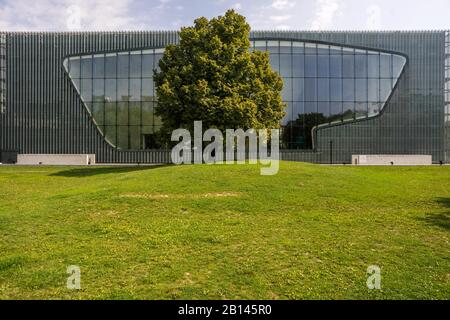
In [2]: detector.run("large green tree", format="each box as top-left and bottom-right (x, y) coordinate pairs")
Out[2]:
(154, 10), (285, 144)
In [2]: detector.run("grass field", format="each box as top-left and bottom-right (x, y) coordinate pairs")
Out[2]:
(0, 162), (449, 300)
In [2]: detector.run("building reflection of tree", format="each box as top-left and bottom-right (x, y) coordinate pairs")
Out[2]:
(282, 110), (354, 149)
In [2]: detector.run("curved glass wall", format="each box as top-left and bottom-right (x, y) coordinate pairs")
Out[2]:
(65, 40), (406, 150)
(251, 40), (406, 149)
(64, 49), (164, 150)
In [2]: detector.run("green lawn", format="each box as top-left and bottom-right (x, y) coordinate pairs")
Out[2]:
(0, 162), (449, 300)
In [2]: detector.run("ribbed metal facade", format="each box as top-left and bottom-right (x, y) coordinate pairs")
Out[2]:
(0, 31), (448, 163)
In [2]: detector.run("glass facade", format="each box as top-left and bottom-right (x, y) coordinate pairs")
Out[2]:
(445, 32), (450, 159)
(64, 49), (164, 150)
(66, 40), (406, 150)
(0, 33), (5, 114)
(250, 40), (406, 149)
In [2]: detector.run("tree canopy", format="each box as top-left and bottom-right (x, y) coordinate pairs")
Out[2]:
(154, 10), (285, 144)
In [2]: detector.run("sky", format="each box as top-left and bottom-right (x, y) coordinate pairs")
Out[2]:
(0, 0), (449, 32)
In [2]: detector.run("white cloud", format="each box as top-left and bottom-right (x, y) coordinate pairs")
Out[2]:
(232, 3), (242, 10)
(271, 0), (295, 10)
(0, 0), (136, 31)
(366, 5), (382, 30)
(310, 0), (341, 30)
(269, 15), (292, 22)
(275, 25), (291, 30)
(156, 0), (172, 10)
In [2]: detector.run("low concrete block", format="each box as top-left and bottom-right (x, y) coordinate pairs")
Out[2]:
(16, 154), (96, 165)
(352, 155), (432, 166)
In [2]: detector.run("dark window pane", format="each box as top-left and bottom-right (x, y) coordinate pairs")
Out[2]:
(342, 102), (354, 120)
(318, 102), (329, 116)
(305, 55), (317, 77)
(355, 78), (367, 102)
(380, 53), (391, 78)
(305, 79), (316, 101)
(142, 78), (154, 101)
(93, 79), (104, 101)
(343, 79), (354, 101)
(318, 55), (329, 77)
(282, 101), (293, 125)
(269, 54), (279, 73)
(118, 79), (129, 101)
(129, 101), (141, 126)
(330, 102), (342, 118)
(93, 55), (105, 78)
(318, 78), (329, 101)
(368, 79), (379, 101)
(81, 56), (92, 79)
(293, 78), (304, 101)
(104, 102), (116, 126)
(105, 54), (117, 78)
(105, 79), (116, 101)
(355, 54), (367, 78)
(69, 58), (80, 78)
(282, 78), (292, 101)
(293, 55), (304, 77)
(142, 53), (154, 77)
(305, 102), (317, 114)
(118, 53), (129, 78)
(117, 102), (129, 125)
(368, 54), (379, 78)
(293, 102), (304, 119)
(130, 79), (141, 101)
(280, 55), (292, 77)
(130, 53), (142, 78)
(142, 101), (154, 125)
(343, 55), (354, 78)
(330, 55), (342, 77)
(129, 125), (141, 150)
(117, 125), (129, 149)
(330, 79), (342, 101)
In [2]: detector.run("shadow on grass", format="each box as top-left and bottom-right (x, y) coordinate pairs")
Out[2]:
(49, 164), (172, 177)
(419, 198), (450, 231)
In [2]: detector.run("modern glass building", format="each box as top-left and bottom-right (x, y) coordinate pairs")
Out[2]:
(1, 31), (449, 163)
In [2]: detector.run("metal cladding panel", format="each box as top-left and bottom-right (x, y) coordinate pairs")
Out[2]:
(0, 31), (447, 163)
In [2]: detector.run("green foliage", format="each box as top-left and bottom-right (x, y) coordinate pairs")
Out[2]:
(154, 10), (285, 144)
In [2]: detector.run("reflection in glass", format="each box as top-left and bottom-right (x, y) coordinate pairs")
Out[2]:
(305, 55), (317, 77)
(330, 55), (342, 77)
(93, 55), (105, 78)
(64, 41), (406, 151)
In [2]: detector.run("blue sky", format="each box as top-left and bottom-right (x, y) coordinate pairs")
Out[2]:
(1, 0), (449, 31)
